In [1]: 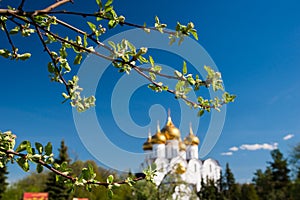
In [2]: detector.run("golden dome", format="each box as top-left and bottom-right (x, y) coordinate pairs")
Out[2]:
(184, 123), (200, 146)
(178, 139), (186, 151)
(161, 111), (181, 140)
(151, 122), (167, 144)
(175, 162), (186, 174)
(143, 131), (153, 151)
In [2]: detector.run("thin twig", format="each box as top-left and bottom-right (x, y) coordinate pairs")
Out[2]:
(55, 18), (113, 54)
(39, 0), (73, 13)
(139, 67), (187, 81)
(0, 20), (17, 55)
(34, 23), (70, 94)
(32, 10), (177, 35)
(18, 0), (26, 11)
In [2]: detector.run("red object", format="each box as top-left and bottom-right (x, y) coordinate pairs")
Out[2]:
(73, 198), (89, 200)
(23, 192), (48, 200)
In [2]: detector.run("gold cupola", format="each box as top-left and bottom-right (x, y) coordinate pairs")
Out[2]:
(143, 130), (153, 151)
(151, 121), (167, 144)
(161, 110), (181, 140)
(178, 138), (186, 151)
(175, 162), (186, 174)
(184, 123), (200, 146)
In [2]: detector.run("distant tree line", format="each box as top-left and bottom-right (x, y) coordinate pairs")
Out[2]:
(1, 141), (300, 200)
(198, 146), (300, 200)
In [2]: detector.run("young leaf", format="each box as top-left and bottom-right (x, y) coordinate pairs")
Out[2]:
(9, 26), (20, 35)
(45, 142), (52, 156)
(35, 142), (43, 154)
(105, 0), (113, 8)
(189, 29), (198, 40)
(74, 53), (82, 65)
(107, 174), (114, 184)
(182, 61), (187, 75)
(198, 109), (205, 117)
(108, 189), (113, 199)
(87, 22), (96, 32)
(96, 0), (102, 9)
(16, 141), (30, 153)
(36, 163), (43, 173)
(17, 53), (31, 61)
(149, 56), (154, 67)
(16, 157), (29, 172)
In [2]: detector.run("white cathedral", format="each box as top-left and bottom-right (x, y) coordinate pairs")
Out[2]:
(141, 113), (221, 198)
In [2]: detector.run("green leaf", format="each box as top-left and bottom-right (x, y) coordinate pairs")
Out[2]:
(81, 168), (89, 180)
(16, 141), (30, 153)
(149, 56), (154, 67)
(96, 0), (102, 8)
(184, 87), (192, 94)
(155, 16), (159, 24)
(187, 76), (195, 85)
(108, 189), (113, 199)
(17, 53), (31, 61)
(83, 34), (88, 47)
(189, 29), (198, 40)
(36, 163), (43, 173)
(16, 157), (29, 172)
(46, 157), (54, 164)
(9, 26), (20, 35)
(26, 143), (33, 155)
(74, 53), (82, 65)
(76, 36), (82, 45)
(62, 62), (71, 72)
(0, 49), (11, 58)
(108, 41), (116, 51)
(182, 61), (187, 75)
(45, 142), (52, 156)
(47, 62), (55, 73)
(87, 22), (96, 32)
(59, 47), (67, 58)
(127, 41), (136, 53)
(35, 142), (43, 154)
(198, 109), (205, 117)
(108, 20), (118, 29)
(107, 174), (114, 184)
(149, 72), (156, 81)
(105, 0), (113, 8)
(153, 65), (162, 73)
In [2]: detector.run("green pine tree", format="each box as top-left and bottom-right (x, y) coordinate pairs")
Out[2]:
(198, 178), (219, 200)
(0, 165), (8, 200)
(253, 149), (291, 200)
(269, 149), (291, 200)
(253, 168), (275, 200)
(240, 184), (259, 200)
(223, 163), (241, 200)
(44, 140), (72, 200)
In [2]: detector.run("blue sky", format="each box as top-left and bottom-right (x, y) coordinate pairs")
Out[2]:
(1, 0), (300, 183)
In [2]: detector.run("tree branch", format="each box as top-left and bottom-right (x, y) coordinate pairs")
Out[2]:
(0, 20), (17, 55)
(0, 147), (144, 187)
(39, 0), (73, 13)
(133, 66), (214, 109)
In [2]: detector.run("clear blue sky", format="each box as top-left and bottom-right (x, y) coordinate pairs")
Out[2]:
(0, 0), (300, 183)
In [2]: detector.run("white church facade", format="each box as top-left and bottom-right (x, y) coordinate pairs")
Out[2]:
(141, 113), (221, 198)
